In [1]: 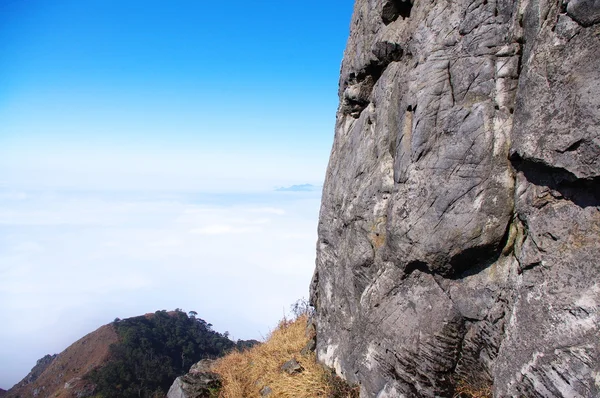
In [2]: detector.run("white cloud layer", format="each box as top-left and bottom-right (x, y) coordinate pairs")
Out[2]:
(0, 188), (321, 389)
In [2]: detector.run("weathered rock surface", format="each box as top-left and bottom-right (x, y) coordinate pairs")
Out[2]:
(167, 360), (221, 398)
(311, 0), (600, 396)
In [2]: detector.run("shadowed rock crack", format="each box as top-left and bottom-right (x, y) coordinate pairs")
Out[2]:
(342, 42), (404, 117)
(510, 152), (600, 208)
(382, 0), (413, 24)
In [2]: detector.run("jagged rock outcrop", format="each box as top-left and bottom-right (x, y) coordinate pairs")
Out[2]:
(167, 360), (221, 398)
(310, 0), (600, 396)
(165, 338), (261, 398)
(9, 354), (57, 391)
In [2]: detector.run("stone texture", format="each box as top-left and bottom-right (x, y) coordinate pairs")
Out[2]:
(567, 0), (600, 26)
(280, 358), (304, 375)
(311, 0), (600, 396)
(167, 360), (221, 398)
(260, 385), (273, 396)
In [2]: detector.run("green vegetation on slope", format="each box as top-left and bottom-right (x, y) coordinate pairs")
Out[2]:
(87, 309), (235, 398)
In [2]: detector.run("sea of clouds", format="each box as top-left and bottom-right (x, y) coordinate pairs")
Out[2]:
(0, 186), (321, 388)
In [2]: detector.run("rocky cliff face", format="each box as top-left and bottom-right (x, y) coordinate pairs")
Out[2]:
(310, 0), (600, 396)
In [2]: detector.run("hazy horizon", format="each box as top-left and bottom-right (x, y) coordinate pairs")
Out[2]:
(0, 187), (323, 388)
(0, 0), (354, 388)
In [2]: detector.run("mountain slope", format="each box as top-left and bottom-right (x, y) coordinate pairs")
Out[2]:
(88, 310), (234, 397)
(6, 324), (118, 398)
(6, 310), (234, 398)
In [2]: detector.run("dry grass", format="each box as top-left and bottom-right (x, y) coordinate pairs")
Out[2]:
(213, 314), (358, 398)
(453, 379), (493, 398)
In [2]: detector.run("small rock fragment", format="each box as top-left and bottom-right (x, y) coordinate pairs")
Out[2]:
(280, 359), (303, 375)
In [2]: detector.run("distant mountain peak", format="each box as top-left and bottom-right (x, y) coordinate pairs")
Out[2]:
(275, 184), (319, 192)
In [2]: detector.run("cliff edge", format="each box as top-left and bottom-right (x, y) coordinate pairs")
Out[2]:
(310, 0), (600, 396)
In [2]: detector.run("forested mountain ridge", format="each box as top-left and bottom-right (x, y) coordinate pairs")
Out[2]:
(88, 310), (235, 398)
(6, 310), (240, 398)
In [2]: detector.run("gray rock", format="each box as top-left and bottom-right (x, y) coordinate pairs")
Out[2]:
(567, 0), (600, 26)
(260, 385), (273, 396)
(280, 359), (304, 375)
(189, 359), (216, 374)
(167, 360), (220, 398)
(311, 0), (600, 396)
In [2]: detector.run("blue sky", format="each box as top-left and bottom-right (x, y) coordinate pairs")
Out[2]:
(0, 0), (354, 388)
(0, 0), (352, 190)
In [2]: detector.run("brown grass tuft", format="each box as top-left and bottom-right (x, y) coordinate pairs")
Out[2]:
(453, 379), (493, 398)
(213, 315), (358, 398)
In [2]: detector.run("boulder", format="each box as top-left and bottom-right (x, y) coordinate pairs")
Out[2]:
(167, 360), (221, 398)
